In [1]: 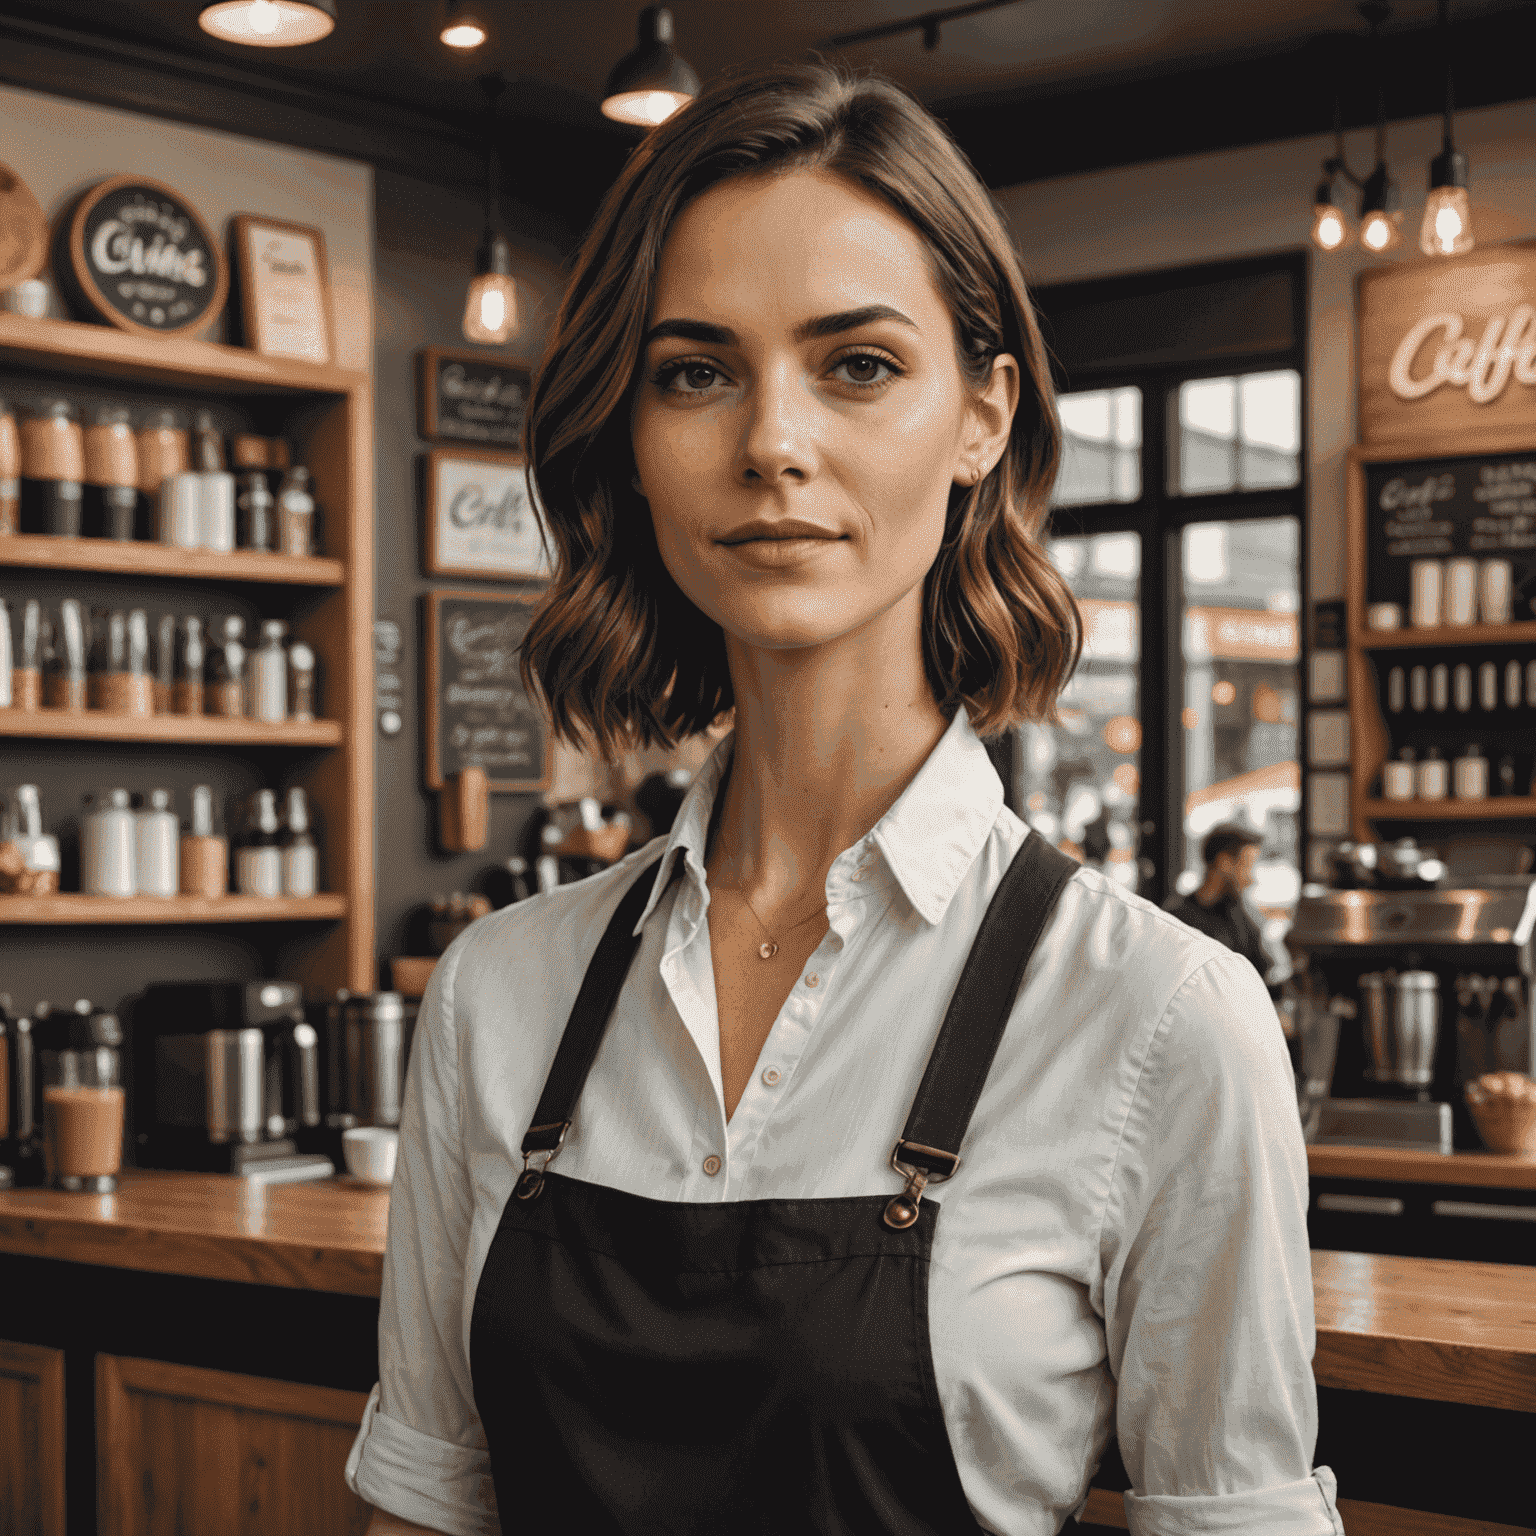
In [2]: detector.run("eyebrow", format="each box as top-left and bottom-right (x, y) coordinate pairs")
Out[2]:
(642, 304), (918, 350)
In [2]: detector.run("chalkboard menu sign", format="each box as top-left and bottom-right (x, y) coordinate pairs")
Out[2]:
(424, 590), (548, 791)
(418, 348), (530, 448)
(56, 175), (227, 337)
(1364, 449), (1536, 612)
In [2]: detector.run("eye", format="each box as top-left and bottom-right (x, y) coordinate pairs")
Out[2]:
(652, 357), (729, 396)
(830, 350), (902, 390)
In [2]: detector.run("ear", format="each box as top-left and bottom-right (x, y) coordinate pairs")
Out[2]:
(954, 353), (1020, 487)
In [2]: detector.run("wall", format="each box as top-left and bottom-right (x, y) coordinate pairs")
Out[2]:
(993, 98), (1536, 604)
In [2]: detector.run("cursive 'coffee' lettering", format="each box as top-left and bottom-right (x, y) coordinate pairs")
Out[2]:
(1388, 305), (1536, 405)
(91, 219), (208, 288)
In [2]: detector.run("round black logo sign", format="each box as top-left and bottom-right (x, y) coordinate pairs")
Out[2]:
(62, 175), (228, 337)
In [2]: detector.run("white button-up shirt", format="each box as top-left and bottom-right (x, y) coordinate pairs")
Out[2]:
(346, 705), (1344, 1536)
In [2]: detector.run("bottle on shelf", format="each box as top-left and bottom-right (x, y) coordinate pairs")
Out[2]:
(249, 619), (289, 723)
(134, 789), (179, 898)
(1386, 665), (1404, 714)
(1527, 661), (1536, 708)
(1453, 663), (1473, 713)
(1382, 748), (1416, 801)
(1409, 665), (1428, 712)
(288, 641), (316, 722)
(1, 785), (60, 893)
(12, 598), (41, 711)
(193, 409), (235, 553)
(151, 613), (176, 714)
(156, 471), (201, 549)
(276, 465), (315, 557)
(89, 608), (152, 716)
(1430, 663), (1448, 713)
(179, 785), (226, 899)
(281, 787), (319, 898)
(19, 401), (84, 538)
(82, 405), (139, 541)
(207, 616), (247, 719)
(1505, 659), (1523, 711)
(135, 410), (189, 541)
(0, 597), (9, 709)
(1478, 662), (1498, 712)
(0, 398), (19, 536)
(1497, 754), (1517, 797)
(232, 435), (275, 552)
(80, 789), (136, 898)
(172, 615), (205, 716)
(234, 789), (283, 898)
(1415, 747), (1448, 801)
(1452, 744), (1488, 801)
(42, 599), (87, 712)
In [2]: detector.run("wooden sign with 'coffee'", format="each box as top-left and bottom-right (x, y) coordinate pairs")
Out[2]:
(55, 174), (228, 337)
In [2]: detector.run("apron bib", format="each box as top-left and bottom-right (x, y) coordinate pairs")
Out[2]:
(470, 830), (1079, 1534)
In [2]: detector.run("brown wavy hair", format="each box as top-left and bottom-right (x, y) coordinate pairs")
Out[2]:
(520, 58), (1081, 759)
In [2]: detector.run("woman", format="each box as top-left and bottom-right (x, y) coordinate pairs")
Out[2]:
(347, 61), (1342, 1536)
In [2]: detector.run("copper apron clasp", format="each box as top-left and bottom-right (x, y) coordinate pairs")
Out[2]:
(516, 1119), (571, 1200)
(883, 1140), (960, 1229)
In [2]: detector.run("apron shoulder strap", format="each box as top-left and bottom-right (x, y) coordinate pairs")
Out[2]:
(885, 831), (1079, 1219)
(520, 853), (668, 1160)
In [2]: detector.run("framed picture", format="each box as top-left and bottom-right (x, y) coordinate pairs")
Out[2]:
(424, 589), (549, 792)
(231, 214), (333, 364)
(418, 347), (530, 448)
(424, 447), (551, 580)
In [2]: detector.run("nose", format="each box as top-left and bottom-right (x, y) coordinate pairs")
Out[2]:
(736, 360), (817, 487)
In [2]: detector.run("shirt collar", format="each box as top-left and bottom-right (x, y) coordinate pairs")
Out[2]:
(633, 704), (1004, 935)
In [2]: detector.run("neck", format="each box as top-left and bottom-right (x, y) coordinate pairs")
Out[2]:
(707, 585), (949, 907)
(1195, 873), (1231, 906)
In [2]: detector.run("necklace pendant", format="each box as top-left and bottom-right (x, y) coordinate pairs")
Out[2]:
(758, 941), (778, 960)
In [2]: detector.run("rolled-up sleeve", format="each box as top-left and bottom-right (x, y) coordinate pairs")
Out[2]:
(344, 942), (500, 1535)
(1100, 950), (1345, 1536)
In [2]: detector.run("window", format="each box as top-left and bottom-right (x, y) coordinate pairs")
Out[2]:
(1054, 387), (1142, 507)
(1173, 370), (1301, 495)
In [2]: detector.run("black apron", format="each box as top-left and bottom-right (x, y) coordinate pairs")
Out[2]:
(469, 830), (1081, 1534)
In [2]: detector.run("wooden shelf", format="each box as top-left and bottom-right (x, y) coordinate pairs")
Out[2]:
(0, 893), (346, 925)
(0, 707), (341, 747)
(0, 533), (344, 586)
(1362, 797), (1536, 821)
(0, 312), (368, 396)
(1357, 621), (1536, 650)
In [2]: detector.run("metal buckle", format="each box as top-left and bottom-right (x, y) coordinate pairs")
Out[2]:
(883, 1139), (961, 1230)
(514, 1120), (570, 1201)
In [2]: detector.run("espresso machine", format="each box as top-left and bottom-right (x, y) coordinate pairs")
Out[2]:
(129, 981), (333, 1182)
(306, 990), (416, 1169)
(1288, 878), (1536, 1151)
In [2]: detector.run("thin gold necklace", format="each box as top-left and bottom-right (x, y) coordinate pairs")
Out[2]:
(714, 827), (827, 961)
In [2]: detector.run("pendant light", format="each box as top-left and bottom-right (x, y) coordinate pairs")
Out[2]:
(198, 0), (336, 46)
(1356, 3), (1402, 253)
(601, 7), (699, 128)
(463, 76), (518, 346)
(1309, 72), (1350, 253)
(440, 0), (487, 51)
(1419, 0), (1473, 256)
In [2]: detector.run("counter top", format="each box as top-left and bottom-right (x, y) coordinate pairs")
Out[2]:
(1308, 1144), (1536, 1189)
(2, 1174), (1533, 1415)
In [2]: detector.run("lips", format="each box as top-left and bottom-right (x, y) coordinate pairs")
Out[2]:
(720, 518), (843, 545)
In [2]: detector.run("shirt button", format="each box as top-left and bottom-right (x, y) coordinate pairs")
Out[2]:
(804, 973), (819, 988)
(761, 1067), (781, 1086)
(702, 1155), (722, 1176)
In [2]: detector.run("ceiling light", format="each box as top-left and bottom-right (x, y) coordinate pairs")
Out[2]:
(1310, 178), (1348, 252)
(441, 1), (487, 50)
(1358, 163), (1403, 252)
(464, 76), (519, 346)
(1419, 0), (1473, 256)
(199, 0), (336, 47)
(602, 6), (699, 128)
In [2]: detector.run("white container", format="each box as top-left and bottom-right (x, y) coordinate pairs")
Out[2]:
(249, 620), (289, 723)
(1415, 750), (1448, 800)
(1382, 752), (1416, 801)
(134, 788), (180, 897)
(157, 473), (202, 549)
(1445, 557), (1478, 625)
(1367, 602), (1403, 631)
(1453, 745), (1488, 800)
(1410, 560), (1444, 627)
(1386, 666), (1406, 713)
(199, 471), (236, 552)
(1453, 663), (1473, 712)
(1409, 665), (1429, 712)
(81, 789), (137, 897)
(1430, 663), (1449, 712)
(1479, 662), (1498, 711)
(342, 1126), (398, 1184)
(1479, 560), (1512, 625)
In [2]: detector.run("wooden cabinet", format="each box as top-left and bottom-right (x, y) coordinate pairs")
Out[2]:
(96, 1355), (370, 1536)
(0, 1339), (66, 1536)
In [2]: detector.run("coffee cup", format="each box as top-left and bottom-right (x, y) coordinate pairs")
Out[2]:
(342, 1126), (398, 1184)
(41, 1044), (124, 1193)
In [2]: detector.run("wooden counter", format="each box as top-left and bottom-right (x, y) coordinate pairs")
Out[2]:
(1309, 1144), (1536, 1190)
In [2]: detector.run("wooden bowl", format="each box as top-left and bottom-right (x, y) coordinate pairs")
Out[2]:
(1464, 1073), (1536, 1154)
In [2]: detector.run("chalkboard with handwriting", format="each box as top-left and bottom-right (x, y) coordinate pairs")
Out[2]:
(1365, 449), (1536, 612)
(424, 590), (548, 791)
(418, 347), (530, 448)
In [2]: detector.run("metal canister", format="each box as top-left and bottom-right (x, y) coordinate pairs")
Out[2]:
(344, 992), (408, 1128)
(1389, 971), (1439, 1088)
(1359, 972), (1394, 1082)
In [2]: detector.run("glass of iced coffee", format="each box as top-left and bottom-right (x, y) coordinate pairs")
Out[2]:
(40, 1005), (125, 1194)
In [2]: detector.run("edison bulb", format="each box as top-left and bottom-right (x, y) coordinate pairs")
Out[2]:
(1360, 209), (1403, 253)
(601, 89), (691, 127)
(1310, 202), (1347, 252)
(1420, 185), (1474, 257)
(198, 0), (335, 45)
(463, 273), (518, 345)
(442, 21), (486, 48)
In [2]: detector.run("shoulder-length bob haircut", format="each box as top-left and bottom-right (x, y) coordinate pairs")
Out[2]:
(521, 58), (1080, 759)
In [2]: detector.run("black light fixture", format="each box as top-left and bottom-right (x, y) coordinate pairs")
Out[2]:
(1420, 0), (1473, 256)
(463, 75), (518, 346)
(440, 0), (488, 52)
(601, 7), (699, 128)
(198, 0), (336, 46)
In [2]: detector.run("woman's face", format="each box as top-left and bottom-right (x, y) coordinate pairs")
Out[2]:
(631, 167), (1016, 657)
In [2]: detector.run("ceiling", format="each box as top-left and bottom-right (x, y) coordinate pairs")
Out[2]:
(1, 0), (1532, 228)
